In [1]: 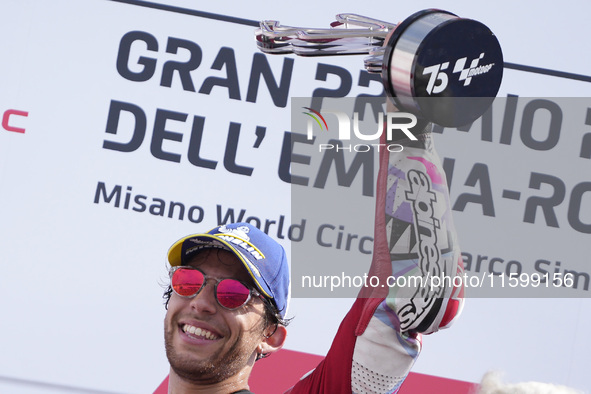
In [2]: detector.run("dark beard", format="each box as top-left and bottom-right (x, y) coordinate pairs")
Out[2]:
(164, 325), (260, 385)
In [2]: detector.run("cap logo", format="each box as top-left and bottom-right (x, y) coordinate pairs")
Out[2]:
(218, 225), (251, 241)
(215, 225), (266, 268)
(216, 227), (264, 278)
(216, 234), (265, 260)
(184, 239), (228, 257)
(188, 238), (223, 246)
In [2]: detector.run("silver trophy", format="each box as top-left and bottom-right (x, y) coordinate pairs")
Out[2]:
(256, 9), (504, 127)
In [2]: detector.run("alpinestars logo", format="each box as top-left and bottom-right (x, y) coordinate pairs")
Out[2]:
(396, 169), (443, 331)
(423, 52), (495, 95)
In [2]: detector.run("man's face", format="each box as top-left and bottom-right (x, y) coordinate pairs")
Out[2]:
(164, 249), (268, 384)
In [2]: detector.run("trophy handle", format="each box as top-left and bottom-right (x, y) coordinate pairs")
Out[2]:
(256, 10), (504, 127)
(255, 14), (396, 56)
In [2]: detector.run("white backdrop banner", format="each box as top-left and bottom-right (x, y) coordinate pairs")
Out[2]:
(1, 1), (590, 393)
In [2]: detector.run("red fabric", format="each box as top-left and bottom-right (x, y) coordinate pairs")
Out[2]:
(154, 352), (479, 394)
(250, 349), (324, 393)
(355, 136), (392, 335)
(285, 298), (365, 393)
(154, 376), (168, 394)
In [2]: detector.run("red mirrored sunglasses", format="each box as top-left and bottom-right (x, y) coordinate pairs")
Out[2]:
(170, 266), (263, 310)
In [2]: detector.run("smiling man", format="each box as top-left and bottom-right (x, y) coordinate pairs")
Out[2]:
(162, 121), (465, 393)
(164, 224), (290, 393)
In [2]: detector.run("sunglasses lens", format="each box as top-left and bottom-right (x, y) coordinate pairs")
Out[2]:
(217, 279), (251, 309)
(172, 268), (205, 297)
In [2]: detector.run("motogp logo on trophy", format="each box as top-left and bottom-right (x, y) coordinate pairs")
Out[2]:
(422, 52), (496, 95)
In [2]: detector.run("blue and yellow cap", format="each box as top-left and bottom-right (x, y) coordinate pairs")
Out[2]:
(168, 222), (290, 319)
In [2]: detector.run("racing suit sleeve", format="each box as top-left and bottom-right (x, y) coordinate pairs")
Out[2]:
(287, 122), (465, 394)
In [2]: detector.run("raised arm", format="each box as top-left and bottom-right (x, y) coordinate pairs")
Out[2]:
(289, 119), (465, 393)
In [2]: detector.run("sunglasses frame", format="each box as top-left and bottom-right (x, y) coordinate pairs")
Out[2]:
(170, 266), (264, 310)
